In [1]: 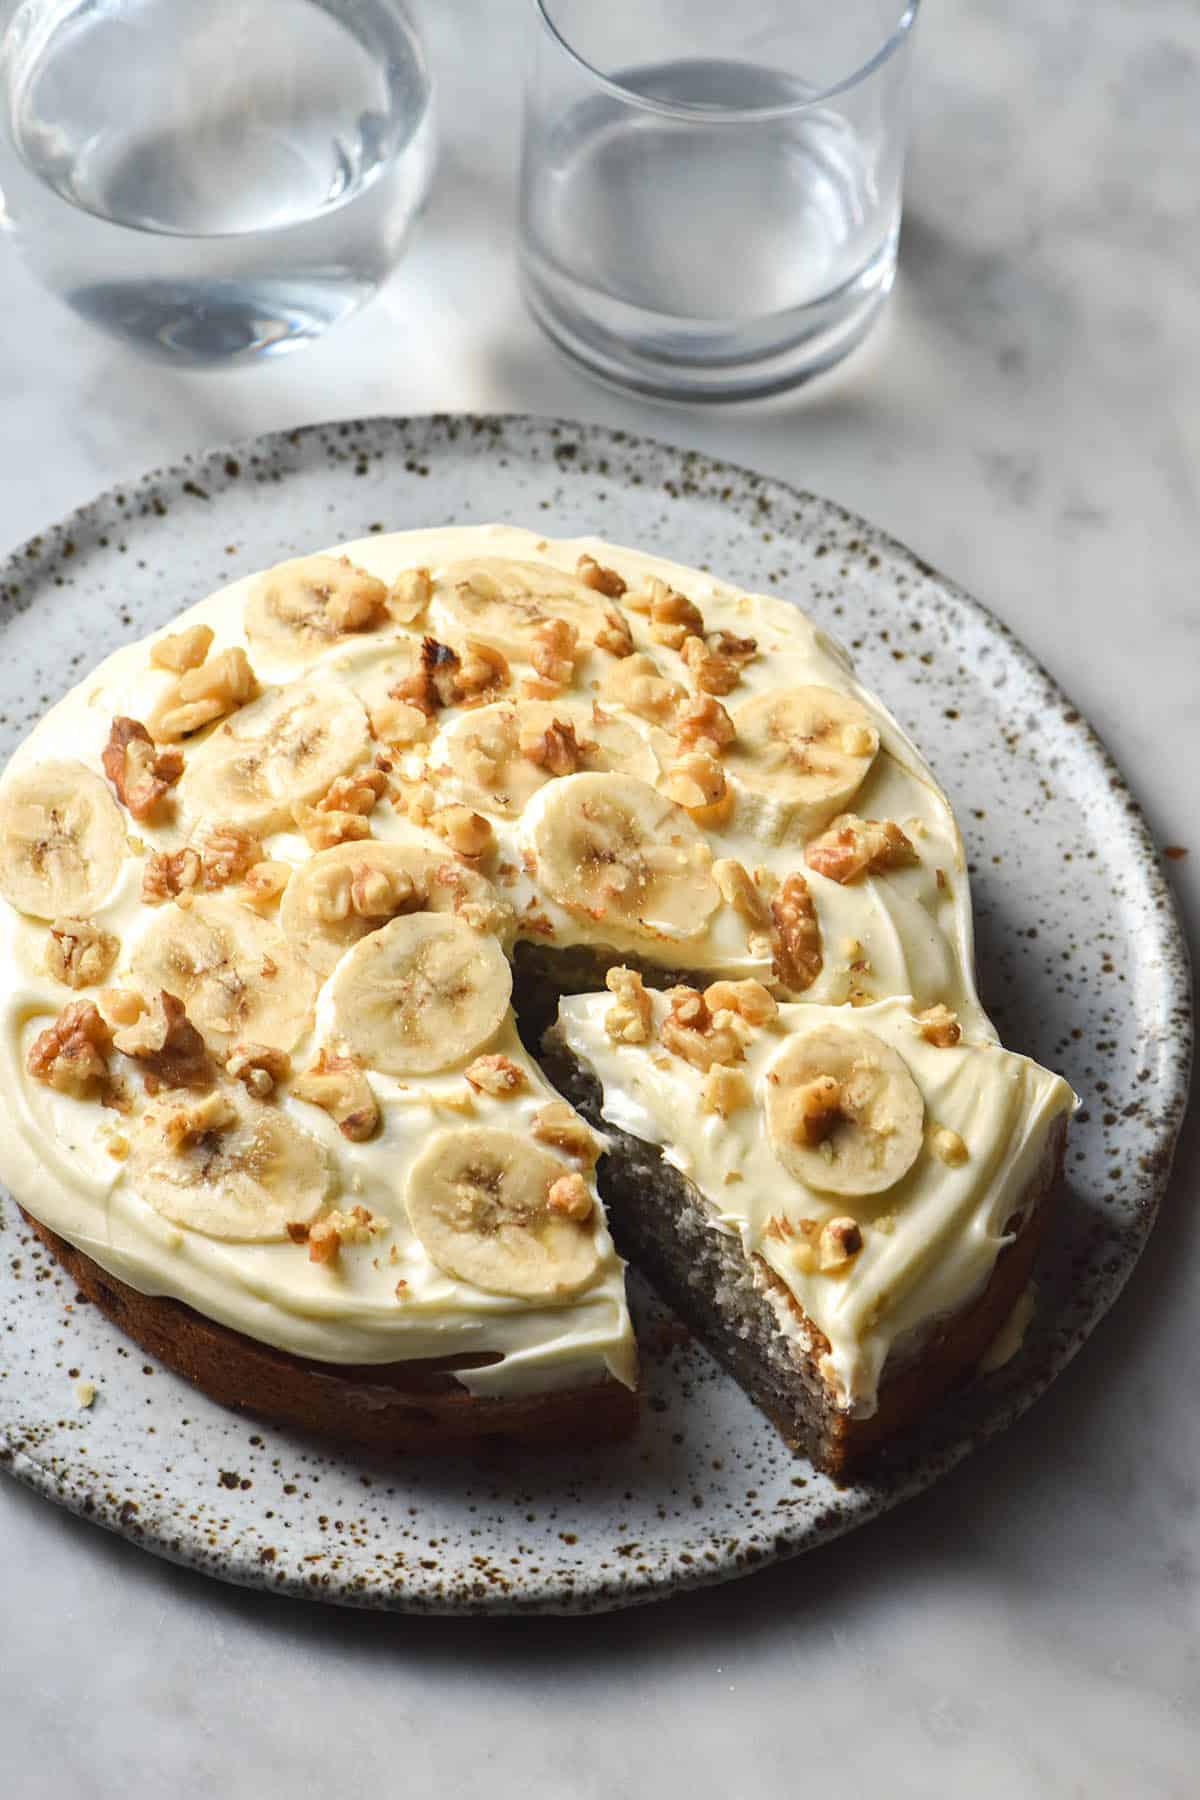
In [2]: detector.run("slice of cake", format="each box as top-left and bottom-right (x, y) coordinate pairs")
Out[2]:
(0, 524), (1073, 1464)
(549, 986), (1073, 1473)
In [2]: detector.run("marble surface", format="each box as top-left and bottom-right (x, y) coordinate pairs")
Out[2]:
(0, 0), (1196, 1793)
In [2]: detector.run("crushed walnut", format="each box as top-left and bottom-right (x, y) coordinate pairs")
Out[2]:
(47, 918), (119, 989)
(600, 652), (684, 724)
(241, 860), (291, 912)
(151, 647), (258, 740)
(296, 1204), (389, 1266)
(26, 1000), (115, 1101)
(680, 633), (744, 696)
(292, 1051), (379, 1141)
(102, 717), (184, 822)
(291, 800), (371, 852)
(463, 1054), (527, 1097)
(531, 1100), (599, 1167)
(645, 578), (704, 650)
(661, 751), (727, 814)
(593, 606), (634, 657)
(520, 715), (590, 777)
(771, 872), (823, 992)
(432, 862), (513, 936)
(315, 768), (388, 819)
(603, 966), (654, 1044)
(429, 804), (495, 860)
(195, 821), (263, 890)
(142, 847), (201, 905)
(712, 857), (770, 926)
(546, 1172), (594, 1223)
(162, 1090), (237, 1151)
(528, 617), (578, 693)
(915, 1003), (962, 1048)
(674, 690), (735, 755)
(150, 623), (214, 674)
(700, 1064), (752, 1118)
(577, 554), (627, 599)
(702, 978), (778, 1028)
(818, 1216), (863, 1271)
(389, 636), (465, 718)
(387, 566), (432, 624)
(113, 990), (213, 1094)
(226, 1041), (292, 1099)
(805, 814), (918, 884)
(659, 987), (749, 1072)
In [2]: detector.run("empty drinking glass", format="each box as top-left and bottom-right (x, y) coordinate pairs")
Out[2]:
(519, 1), (920, 401)
(0, 0), (435, 364)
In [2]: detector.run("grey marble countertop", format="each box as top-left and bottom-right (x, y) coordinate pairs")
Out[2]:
(1, 2), (1196, 1794)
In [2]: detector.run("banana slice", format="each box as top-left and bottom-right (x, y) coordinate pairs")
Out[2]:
(0, 761), (126, 920)
(244, 554), (388, 664)
(430, 558), (616, 662)
(280, 841), (503, 976)
(525, 772), (719, 941)
(127, 1083), (333, 1240)
(765, 1024), (924, 1197)
(436, 699), (658, 817)
(178, 680), (371, 834)
(130, 896), (316, 1055)
(406, 1127), (601, 1300)
(725, 686), (880, 844)
(328, 911), (512, 1075)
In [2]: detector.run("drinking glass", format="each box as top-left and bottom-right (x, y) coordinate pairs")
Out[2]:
(0, 0), (435, 364)
(519, 0), (920, 401)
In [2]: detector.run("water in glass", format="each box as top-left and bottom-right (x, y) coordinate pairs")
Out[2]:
(0, 0), (434, 362)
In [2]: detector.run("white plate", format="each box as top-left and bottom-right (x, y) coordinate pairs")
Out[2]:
(0, 415), (1189, 1614)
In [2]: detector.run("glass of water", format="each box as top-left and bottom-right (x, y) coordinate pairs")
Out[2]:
(0, 0), (435, 364)
(519, 0), (920, 401)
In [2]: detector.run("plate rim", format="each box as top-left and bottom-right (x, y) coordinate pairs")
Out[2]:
(0, 410), (1191, 1615)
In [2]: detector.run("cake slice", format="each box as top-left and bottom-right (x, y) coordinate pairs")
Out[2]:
(548, 984), (1074, 1474)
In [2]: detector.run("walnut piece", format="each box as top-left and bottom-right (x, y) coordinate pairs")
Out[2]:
(429, 804), (495, 860)
(292, 1051), (379, 1141)
(680, 634), (743, 697)
(661, 751), (727, 813)
(818, 1216), (864, 1271)
(315, 769), (388, 818)
(456, 638), (511, 706)
(102, 717), (184, 822)
(291, 801), (372, 852)
(369, 695), (433, 747)
(530, 617), (578, 691)
(531, 1100), (599, 1167)
(604, 966), (653, 1044)
(700, 1064), (751, 1118)
(240, 860), (291, 912)
(151, 648), (258, 741)
(196, 821), (263, 889)
(27, 1000), (114, 1100)
(432, 863), (513, 936)
(594, 607), (635, 657)
(713, 857), (771, 926)
(150, 623), (214, 673)
(600, 651), (683, 723)
(113, 990), (213, 1094)
(805, 814), (919, 884)
(546, 1172), (594, 1223)
(577, 554), (627, 599)
(295, 1203), (389, 1265)
(387, 566), (432, 624)
(674, 691), (735, 755)
(702, 978), (778, 1028)
(645, 579), (704, 650)
(660, 987), (749, 1072)
(915, 1003), (962, 1048)
(520, 715), (591, 777)
(771, 872), (823, 992)
(47, 918), (119, 990)
(162, 1090), (237, 1152)
(226, 1041), (292, 1099)
(463, 1053), (528, 1097)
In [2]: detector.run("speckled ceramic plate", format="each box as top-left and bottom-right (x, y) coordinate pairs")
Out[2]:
(0, 416), (1189, 1614)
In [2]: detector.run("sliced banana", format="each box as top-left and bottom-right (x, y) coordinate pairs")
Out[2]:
(244, 554), (388, 664)
(0, 761), (126, 920)
(130, 896), (316, 1055)
(127, 1083), (333, 1240)
(406, 1127), (601, 1300)
(328, 911), (512, 1075)
(436, 699), (658, 817)
(725, 686), (880, 844)
(430, 558), (617, 662)
(178, 680), (371, 834)
(765, 1024), (924, 1198)
(526, 772), (719, 941)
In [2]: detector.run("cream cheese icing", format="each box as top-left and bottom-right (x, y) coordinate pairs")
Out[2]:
(0, 523), (1062, 1407)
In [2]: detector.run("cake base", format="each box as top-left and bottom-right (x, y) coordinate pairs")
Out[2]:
(22, 1213), (638, 1453)
(542, 1039), (1067, 1477)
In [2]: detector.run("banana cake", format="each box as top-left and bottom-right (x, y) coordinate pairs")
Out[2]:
(0, 525), (1074, 1471)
